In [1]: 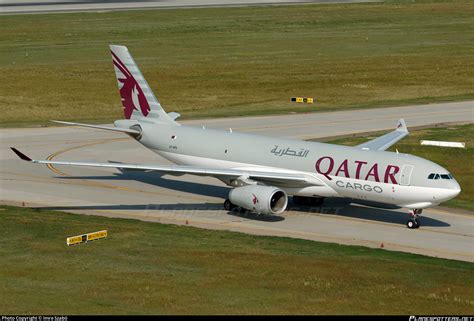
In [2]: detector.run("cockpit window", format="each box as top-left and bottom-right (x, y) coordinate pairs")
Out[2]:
(428, 173), (453, 180)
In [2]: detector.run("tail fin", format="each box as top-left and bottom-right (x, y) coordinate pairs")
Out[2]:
(110, 45), (176, 124)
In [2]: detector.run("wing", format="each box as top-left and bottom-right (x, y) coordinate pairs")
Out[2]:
(10, 148), (324, 187)
(355, 119), (409, 151)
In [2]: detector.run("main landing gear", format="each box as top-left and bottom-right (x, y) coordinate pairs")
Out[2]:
(407, 209), (422, 229)
(224, 199), (235, 211)
(223, 199), (247, 214)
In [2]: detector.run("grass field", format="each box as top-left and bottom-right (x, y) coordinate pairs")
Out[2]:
(0, 205), (473, 315)
(329, 123), (473, 211)
(0, 0), (473, 126)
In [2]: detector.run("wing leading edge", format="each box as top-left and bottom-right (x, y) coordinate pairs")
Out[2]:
(355, 119), (409, 151)
(10, 148), (323, 187)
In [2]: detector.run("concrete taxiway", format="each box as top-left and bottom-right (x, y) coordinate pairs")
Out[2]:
(1, 101), (473, 262)
(0, 0), (379, 15)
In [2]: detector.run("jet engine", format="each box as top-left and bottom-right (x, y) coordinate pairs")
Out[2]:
(228, 185), (288, 215)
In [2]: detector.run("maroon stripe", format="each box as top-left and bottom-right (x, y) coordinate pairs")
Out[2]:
(111, 51), (132, 78)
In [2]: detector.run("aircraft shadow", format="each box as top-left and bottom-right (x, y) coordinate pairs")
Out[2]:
(288, 198), (450, 227)
(44, 202), (223, 212)
(42, 200), (449, 226)
(58, 170), (230, 199)
(226, 209), (286, 222)
(54, 168), (450, 227)
(42, 203), (285, 222)
(56, 169), (281, 222)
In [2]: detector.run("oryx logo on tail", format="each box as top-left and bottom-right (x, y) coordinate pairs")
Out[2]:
(111, 51), (150, 119)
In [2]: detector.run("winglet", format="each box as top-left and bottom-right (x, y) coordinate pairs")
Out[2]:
(11, 147), (32, 162)
(396, 119), (408, 133)
(355, 118), (410, 151)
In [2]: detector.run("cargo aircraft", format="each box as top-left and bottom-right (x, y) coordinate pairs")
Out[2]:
(11, 45), (461, 229)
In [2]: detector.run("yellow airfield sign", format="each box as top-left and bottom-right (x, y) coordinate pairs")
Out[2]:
(291, 97), (313, 104)
(67, 230), (107, 246)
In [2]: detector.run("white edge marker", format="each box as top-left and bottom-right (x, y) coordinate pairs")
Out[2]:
(420, 140), (465, 148)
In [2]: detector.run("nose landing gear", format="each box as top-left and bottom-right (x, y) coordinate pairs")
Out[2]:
(407, 209), (422, 229)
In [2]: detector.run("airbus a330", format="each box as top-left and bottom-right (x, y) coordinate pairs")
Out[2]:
(11, 45), (461, 229)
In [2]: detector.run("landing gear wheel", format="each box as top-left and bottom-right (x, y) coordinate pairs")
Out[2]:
(224, 199), (234, 211)
(407, 219), (416, 229)
(406, 208), (423, 229)
(414, 218), (420, 229)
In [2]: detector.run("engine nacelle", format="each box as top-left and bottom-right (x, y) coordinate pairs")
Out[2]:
(229, 185), (288, 215)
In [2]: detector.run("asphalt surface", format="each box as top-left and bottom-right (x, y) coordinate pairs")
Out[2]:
(1, 101), (473, 262)
(0, 0), (379, 14)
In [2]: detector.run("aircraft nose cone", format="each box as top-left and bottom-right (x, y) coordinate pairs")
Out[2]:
(446, 179), (461, 199)
(451, 180), (461, 196)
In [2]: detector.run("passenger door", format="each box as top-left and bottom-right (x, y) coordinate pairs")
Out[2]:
(399, 165), (414, 186)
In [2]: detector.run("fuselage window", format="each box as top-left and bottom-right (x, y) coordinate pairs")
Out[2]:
(428, 173), (435, 179)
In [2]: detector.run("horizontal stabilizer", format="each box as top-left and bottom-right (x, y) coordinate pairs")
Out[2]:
(51, 120), (141, 137)
(167, 112), (181, 121)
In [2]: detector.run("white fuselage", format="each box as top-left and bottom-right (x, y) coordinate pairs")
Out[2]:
(136, 122), (461, 210)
